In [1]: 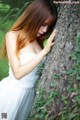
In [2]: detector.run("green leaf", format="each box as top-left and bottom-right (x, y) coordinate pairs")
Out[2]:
(64, 70), (74, 75)
(50, 82), (56, 87)
(76, 76), (80, 80)
(52, 74), (60, 79)
(43, 39), (48, 47)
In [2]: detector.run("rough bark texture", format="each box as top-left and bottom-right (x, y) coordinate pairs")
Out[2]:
(38, 3), (80, 119)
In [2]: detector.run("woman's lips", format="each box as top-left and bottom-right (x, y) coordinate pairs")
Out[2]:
(37, 32), (44, 37)
(39, 32), (44, 35)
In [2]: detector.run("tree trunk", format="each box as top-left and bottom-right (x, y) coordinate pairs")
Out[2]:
(38, 2), (80, 120)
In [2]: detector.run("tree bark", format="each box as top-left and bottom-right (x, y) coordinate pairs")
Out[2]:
(38, 2), (80, 119)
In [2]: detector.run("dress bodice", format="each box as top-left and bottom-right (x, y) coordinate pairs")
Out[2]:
(9, 53), (46, 89)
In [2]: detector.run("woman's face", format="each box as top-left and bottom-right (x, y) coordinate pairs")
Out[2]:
(37, 24), (48, 37)
(37, 19), (50, 37)
(37, 18), (53, 37)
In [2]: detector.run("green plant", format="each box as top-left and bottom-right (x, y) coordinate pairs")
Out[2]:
(28, 32), (80, 120)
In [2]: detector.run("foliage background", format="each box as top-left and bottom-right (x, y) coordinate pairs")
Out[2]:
(0, 0), (32, 80)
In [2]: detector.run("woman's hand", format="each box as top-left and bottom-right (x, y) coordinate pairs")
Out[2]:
(43, 29), (57, 54)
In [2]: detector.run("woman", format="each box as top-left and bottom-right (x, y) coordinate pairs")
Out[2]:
(0, 0), (58, 120)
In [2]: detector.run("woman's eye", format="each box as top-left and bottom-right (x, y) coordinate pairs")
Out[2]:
(42, 24), (46, 27)
(42, 22), (47, 26)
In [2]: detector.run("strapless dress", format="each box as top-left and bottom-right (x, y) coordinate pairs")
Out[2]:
(0, 53), (46, 120)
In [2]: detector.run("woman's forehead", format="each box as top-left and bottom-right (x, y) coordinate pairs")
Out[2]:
(44, 17), (53, 25)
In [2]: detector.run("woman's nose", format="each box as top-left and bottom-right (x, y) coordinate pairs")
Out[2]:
(43, 26), (48, 32)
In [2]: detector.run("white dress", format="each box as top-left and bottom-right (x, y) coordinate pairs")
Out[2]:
(0, 53), (46, 120)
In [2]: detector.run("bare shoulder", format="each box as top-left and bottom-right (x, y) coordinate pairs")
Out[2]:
(5, 31), (19, 48)
(5, 31), (19, 57)
(6, 31), (18, 41)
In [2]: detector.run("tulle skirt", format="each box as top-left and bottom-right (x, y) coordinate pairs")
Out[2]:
(0, 77), (36, 120)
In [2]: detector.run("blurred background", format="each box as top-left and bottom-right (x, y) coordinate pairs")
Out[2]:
(0, 0), (32, 80)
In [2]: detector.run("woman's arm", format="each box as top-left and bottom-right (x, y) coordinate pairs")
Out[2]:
(6, 29), (56, 80)
(6, 32), (46, 80)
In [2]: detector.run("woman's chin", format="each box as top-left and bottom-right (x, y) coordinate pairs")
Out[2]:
(37, 33), (41, 37)
(37, 32), (44, 37)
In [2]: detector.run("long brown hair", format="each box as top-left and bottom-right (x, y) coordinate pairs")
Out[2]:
(1, 0), (58, 59)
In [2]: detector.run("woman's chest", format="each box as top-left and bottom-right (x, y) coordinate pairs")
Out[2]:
(20, 42), (36, 54)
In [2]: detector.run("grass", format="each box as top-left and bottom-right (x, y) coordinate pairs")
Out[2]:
(0, 58), (8, 80)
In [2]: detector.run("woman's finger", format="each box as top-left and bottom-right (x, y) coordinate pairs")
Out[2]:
(51, 42), (55, 46)
(49, 29), (57, 42)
